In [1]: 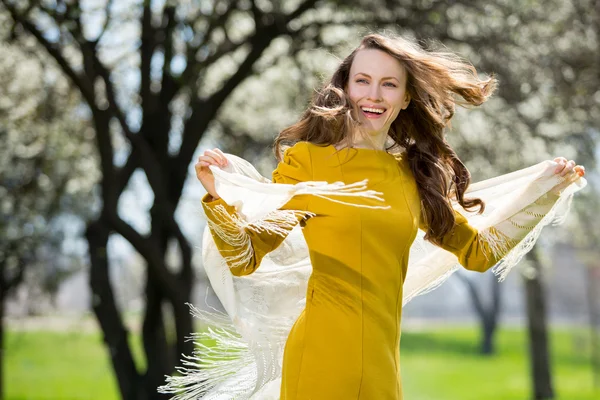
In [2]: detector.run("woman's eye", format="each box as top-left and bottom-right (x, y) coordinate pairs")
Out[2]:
(356, 79), (368, 84)
(383, 82), (397, 88)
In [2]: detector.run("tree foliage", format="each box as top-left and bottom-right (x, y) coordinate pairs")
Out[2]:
(0, 22), (96, 398)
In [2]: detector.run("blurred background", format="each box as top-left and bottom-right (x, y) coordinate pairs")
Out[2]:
(0, 0), (599, 399)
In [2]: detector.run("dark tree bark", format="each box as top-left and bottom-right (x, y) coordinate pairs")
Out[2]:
(0, 244), (27, 400)
(524, 251), (554, 400)
(87, 221), (141, 399)
(456, 272), (502, 354)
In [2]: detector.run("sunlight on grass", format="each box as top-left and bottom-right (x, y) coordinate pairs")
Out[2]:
(5, 326), (598, 399)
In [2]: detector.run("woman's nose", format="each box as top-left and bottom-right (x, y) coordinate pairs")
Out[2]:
(367, 84), (382, 101)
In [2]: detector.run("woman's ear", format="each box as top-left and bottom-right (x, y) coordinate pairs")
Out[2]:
(402, 93), (411, 110)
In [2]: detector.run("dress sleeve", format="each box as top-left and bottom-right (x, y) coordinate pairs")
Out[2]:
(201, 142), (312, 276)
(422, 191), (560, 273)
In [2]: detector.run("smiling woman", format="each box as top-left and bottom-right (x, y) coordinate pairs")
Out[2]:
(347, 49), (411, 146)
(161, 33), (586, 400)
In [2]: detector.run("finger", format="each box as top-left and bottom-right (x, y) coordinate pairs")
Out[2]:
(201, 151), (223, 166)
(561, 160), (576, 176)
(574, 165), (586, 177)
(195, 159), (218, 174)
(197, 156), (219, 166)
(205, 149), (226, 166)
(204, 150), (226, 166)
(212, 148), (228, 166)
(554, 157), (566, 173)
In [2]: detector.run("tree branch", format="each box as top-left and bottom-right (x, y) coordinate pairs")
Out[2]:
(105, 211), (180, 300)
(287, 0), (319, 22)
(199, 0), (237, 50)
(250, 0), (265, 27)
(140, 4), (156, 113)
(177, 0), (239, 89)
(456, 272), (486, 319)
(95, 0), (114, 44)
(159, 5), (178, 107)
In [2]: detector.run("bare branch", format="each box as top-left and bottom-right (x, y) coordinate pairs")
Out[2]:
(95, 0), (114, 44)
(176, 32), (275, 178)
(177, 0), (238, 89)
(250, 0), (264, 27)
(106, 211), (180, 300)
(287, 0), (319, 22)
(200, 0), (237, 49)
(456, 272), (486, 318)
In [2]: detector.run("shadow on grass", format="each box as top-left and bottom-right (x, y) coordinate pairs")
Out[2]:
(401, 330), (480, 356)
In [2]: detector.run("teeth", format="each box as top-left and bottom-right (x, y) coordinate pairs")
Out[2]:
(361, 107), (385, 114)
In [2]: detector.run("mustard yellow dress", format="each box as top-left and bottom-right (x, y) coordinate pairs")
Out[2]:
(202, 141), (499, 400)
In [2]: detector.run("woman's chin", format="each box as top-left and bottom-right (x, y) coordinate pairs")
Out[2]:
(360, 126), (386, 137)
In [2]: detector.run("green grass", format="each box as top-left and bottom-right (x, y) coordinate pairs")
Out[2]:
(4, 326), (599, 399)
(5, 330), (120, 400)
(401, 327), (598, 400)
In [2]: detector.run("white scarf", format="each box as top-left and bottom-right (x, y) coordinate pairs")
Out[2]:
(160, 154), (586, 400)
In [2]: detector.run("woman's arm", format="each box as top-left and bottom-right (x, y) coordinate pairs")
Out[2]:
(424, 158), (584, 273)
(199, 142), (312, 276)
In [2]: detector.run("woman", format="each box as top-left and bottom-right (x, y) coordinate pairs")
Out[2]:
(166, 34), (585, 399)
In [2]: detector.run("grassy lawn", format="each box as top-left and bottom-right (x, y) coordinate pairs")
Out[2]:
(5, 326), (598, 399)
(401, 327), (597, 400)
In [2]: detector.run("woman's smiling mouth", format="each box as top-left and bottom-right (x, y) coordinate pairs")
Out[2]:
(360, 106), (387, 118)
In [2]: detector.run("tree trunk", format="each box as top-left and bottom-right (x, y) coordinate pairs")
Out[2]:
(524, 251), (554, 399)
(87, 221), (142, 400)
(481, 315), (497, 355)
(481, 275), (501, 355)
(172, 293), (194, 367)
(457, 272), (502, 355)
(142, 275), (171, 400)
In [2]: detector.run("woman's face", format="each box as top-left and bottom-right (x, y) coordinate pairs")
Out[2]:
(346, 48), (411, 137)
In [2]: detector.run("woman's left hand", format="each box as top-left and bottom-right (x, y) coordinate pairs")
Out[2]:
(549, 157), (585, 196)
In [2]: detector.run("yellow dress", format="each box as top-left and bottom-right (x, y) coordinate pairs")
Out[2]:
(202, 142), (503, 400)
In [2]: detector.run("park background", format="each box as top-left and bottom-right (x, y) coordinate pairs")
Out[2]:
(1, 0), (599, 399)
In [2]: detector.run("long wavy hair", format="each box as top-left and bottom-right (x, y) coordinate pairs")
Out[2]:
(273, 33), (497, 245)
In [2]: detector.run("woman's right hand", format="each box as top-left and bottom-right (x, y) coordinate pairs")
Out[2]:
(195, 148), (228, 200)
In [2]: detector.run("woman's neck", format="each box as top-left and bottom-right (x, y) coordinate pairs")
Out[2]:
(348, 130), (388, 150)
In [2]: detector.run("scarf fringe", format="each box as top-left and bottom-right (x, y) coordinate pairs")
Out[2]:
(158, 303), (255, 400)
(478, 190), (577, 281)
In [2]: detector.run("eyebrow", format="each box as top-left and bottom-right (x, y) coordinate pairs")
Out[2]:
(354, 72), (400, 82)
